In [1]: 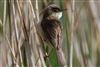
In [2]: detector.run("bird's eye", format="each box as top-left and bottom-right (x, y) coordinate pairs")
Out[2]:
(52, 8), (60, 12)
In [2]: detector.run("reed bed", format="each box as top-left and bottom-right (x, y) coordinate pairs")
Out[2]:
(0, 0), (100, 67)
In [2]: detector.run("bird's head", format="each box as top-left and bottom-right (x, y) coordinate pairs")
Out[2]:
(43, 4), (66, 19)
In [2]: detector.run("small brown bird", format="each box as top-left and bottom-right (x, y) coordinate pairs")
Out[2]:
(41, 3), (67, 66)
(41, 4), (63, 49)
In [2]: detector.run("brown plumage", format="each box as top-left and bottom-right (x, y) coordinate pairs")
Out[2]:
(41, 4), (63, 50)
(41, 18), (62, 49)
(41, 4), (67, 66)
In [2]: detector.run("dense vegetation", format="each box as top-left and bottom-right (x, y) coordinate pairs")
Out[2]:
(0, 0), (100, 67)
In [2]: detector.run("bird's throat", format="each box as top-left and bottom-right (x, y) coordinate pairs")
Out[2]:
(51, 12), (62, 19)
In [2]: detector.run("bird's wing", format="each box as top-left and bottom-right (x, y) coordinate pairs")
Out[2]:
(41, 19), (62, 49)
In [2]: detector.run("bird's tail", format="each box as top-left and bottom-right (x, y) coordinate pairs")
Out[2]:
(56, 48), (67, 67)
